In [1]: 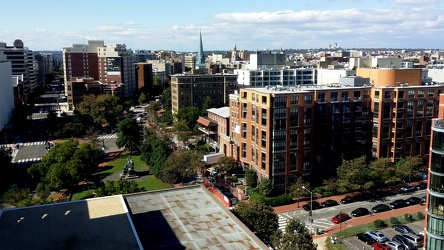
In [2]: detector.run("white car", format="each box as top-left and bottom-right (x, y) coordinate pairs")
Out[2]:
(366, 230), (389, 242)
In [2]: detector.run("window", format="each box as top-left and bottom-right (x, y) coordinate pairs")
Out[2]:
(261, 131), (267, 148)
(398, 91), (404, 99)
(428, 90), (435, 97)
(408, 90), (415, 98)
(290, 95), (299, 104)
(384, 91), (391, 98)
(303, 151), (310, 170)
(374, 91), (380, 99)
(304, 95), (312, 104)
(290, 108), (298, 127)
(418, 90), (424, 98)
(317, 92), (325, 102)
(261, 153), (266, 170)
(242, 143), (247, 158)
(242, 123), (247, 138)
(261, 108), (267, 126)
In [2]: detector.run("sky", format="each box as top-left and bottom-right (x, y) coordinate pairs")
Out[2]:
(1, 0), (444, 52)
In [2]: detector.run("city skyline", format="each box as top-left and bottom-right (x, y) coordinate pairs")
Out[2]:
(1, 0), (444, 51)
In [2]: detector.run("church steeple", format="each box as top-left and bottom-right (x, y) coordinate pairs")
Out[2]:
(196, 30), (206, 68)
(231, 44), (237, 62)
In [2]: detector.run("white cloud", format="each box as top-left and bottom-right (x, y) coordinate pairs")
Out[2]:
(395, 0), (438, 3)
(35, 28), (47, 33)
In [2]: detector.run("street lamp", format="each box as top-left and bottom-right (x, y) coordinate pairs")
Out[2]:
(302, 186), (313, 234)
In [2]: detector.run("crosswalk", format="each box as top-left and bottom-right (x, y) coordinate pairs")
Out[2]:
(98, 134), (118, 140)
(22, 141), (46, 146)
(13, 158), (42, 164)
(32, 117), (47, 120)
(278, 214), (335, 235)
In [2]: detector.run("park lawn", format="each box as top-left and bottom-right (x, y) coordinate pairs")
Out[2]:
(72, 190), (94, 200)
(137, 175), (172, 191)
(97, 154), (149, 176)
(97, 153), (171, 191)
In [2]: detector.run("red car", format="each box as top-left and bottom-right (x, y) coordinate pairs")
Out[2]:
(331, 212), (350, 224)
(371, 242), (391, 250)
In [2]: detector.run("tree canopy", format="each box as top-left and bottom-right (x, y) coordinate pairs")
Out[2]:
(0, 146), (13, 190)
(161, 150), (204, 184)
(28, 139), (103, 200)
(141, 134), (172, 178)
(175, 106), (201, 129)
(233, 200), (278, 245)
(245, 168), (258, 188)
(215, 156), (240, 176)
(95, 179), (144, 197)
(270, 218), (317, 250)
(76, 94), (123, 127)
(116, 115), (143, 154)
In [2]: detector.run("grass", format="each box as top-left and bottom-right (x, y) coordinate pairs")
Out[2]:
(71, 153), (172, 200)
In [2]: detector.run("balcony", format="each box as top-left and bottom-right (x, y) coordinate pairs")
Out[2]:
(353, 97), (362, 102)
(330, 98), (339, 103)
(317, 98), (326, 103)
(342, 98), (350, 102)
(432, 119), (444, 129)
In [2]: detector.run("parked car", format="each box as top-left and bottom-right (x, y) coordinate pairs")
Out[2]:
(392, 235), (416, 250)
(371, 204), (391, 213)
(405, 196), (422, 206)
(351, 207), (370, 217)
(421, 196), (426, 204)
(320, 199), (339, 208)
(389, 199), (407, 209)
(356, 233), (376, 245)
(340, 195), (355, 204)
(393, 225), (414, 234)
(302, 201), (320, 211)
(371, 242), (391, 250)
(415, 182), (427, 190)
(400, 184), (415, 193)
(385, 240), (406, 250)
(331, 212), (350, 224)
(366, 230), (389, 242)
(402, 232), (423, 247)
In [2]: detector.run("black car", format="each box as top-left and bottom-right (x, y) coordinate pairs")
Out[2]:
(356, 233), (376, 245)
(389, 199), (407, 209)
(321, 199), (339, 208)
(415, 182), (427, 190)
(393, 225), (414, 234)
(371, 204), (391, 213)
(392, 235), (416, 250)
(405, 196), (422, 206)
(340, 196), (355, 204)
(302, 201), (320, 211)
(351, 207), (370, 217)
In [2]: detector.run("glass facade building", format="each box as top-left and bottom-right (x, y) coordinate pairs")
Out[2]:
(426, 118), (444, 249)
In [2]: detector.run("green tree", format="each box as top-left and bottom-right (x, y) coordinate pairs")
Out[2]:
(201, 96), (216, 115)
(0, 146), (13, 190)
(116, 115), (142, 154)
(141, 135), (171, 178)
(173, 119), (194, 144)
(270, 218), (317, 250)
(138, 92), (148, 104)
(233, 200), (278, 244)
(161, 150), (204, 184)
(160, 86), (171, 111)
(396, 156), (424, 182)
(175, 106), (201, 129)
(246, 168), (258, 188)
(258, 179), (273, 197)
(336, 156), (372, 193)
(215, 156), (240, 177)
(369, 158), (397, 185)
(28, 140), (103, 201)
(95, 179), (144, 197)
(77, 94), (123, 127)
(289, 177), (311, 208)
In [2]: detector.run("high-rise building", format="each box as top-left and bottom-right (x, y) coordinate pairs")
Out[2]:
(235, 68), (317, 87)
(424, 94), (444, 249)
(228, 68), (444, 192)
(0, 53), (14, 130)
(0, 39), (36, 104)
(170, 74), (237, 114)
(97, 44), (137, 98)
(62, 40), (103, 94)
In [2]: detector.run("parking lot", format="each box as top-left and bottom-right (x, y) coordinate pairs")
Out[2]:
(340, 220), (424, 249)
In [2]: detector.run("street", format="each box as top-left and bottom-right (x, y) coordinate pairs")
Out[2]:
(278, 189), (427, 234)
